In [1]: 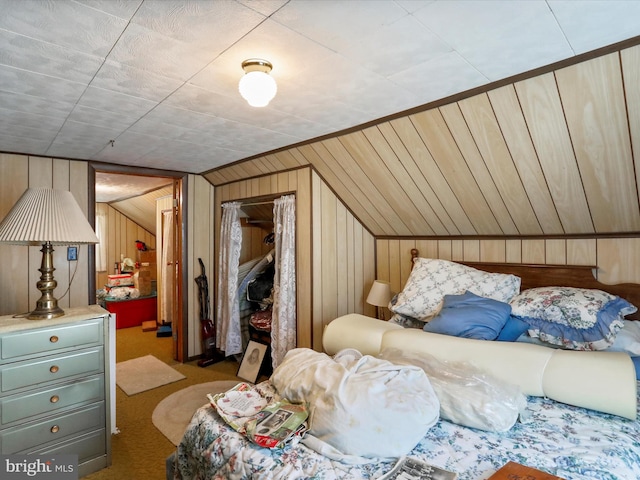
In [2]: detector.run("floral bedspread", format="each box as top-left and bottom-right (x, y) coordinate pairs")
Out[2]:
(173, 382), (640, 480)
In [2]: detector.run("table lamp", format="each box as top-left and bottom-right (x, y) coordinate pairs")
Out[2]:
(0, 188), (99, 320)
(366, 280), (392, 320)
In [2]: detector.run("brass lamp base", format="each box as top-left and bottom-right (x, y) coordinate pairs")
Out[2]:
(27, 241), (65, 320)
(27, 305), (65, 320)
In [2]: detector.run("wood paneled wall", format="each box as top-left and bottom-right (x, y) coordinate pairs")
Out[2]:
(0, 153), (92, 316)
(239, 221), (274, 265)
(186, 174), (216, 358)
(376, 237), (640, 298)
(0, 154), (213, 362)
(312, 172), (376, 343)
(95, 203), (155, 289)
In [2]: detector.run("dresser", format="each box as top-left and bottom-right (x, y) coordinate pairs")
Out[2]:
(0, 305), (111, 477)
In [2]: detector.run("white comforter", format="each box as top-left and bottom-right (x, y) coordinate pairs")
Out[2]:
(270, 348), (440, 461)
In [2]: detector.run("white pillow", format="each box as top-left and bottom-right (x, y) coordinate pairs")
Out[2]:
(607, 320), (640, 355)
(379, 348), (527, 432)
(390, 258), (521, 322)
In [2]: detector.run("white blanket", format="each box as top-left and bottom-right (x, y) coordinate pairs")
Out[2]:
(270, 348), (440, 461)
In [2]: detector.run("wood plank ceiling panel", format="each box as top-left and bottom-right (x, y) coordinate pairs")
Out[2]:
(556, 53), (640, 233)
(273, 150), (308, 168)
(455, 95), (543, 235)
(376, 122), (454, 235)
(363, 127), (443, 235)
(622, 45), (640, 205)
(109, 185), (173, 234)
(204, 168), (233, 185)
(231, 160), (264, 179)
(515, 72), (594, 234)
(250, 157), (272, 175)
(488, 85), (564, 234)
(390, 116), (474, 235)
(260, 154), (283, 171)
(411, 109), (502, 235)
(339, 131), (433, 235)
(321, 137), (412, 235)
(297, 143), (390, 235)
(440, 101), (519, 235)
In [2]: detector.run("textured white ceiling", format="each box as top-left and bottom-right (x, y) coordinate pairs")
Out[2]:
(1, 0), (640, 175)
(95, 172), (172, 203)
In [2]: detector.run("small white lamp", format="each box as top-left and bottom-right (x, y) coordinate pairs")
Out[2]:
(366, 280), (392, 320)
(0, 188), (99, 319)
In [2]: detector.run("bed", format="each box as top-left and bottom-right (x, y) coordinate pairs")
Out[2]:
(172, 252), (640, 480)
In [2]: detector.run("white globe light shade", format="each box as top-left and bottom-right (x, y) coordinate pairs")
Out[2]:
(238, 71), (277, 107)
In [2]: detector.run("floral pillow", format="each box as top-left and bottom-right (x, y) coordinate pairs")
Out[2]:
(510, 287), (637, 350)
(389, 258), (521, 322)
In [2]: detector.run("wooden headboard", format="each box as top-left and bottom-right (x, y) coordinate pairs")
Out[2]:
(410, 248), (640, 320)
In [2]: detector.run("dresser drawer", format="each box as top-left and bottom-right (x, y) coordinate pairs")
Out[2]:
(1, 402), (105, 454)
(0, 319), (102, 360)
(0, 347), (103, 393)
(30, 428), (106, 464)
(1, 375), (104, 426)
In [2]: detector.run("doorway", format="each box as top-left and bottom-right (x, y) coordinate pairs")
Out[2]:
(91, 166), (186, 362)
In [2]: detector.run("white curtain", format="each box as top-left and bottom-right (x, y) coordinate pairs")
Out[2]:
(216, 202), (243, 356)
(272, 194), (296, 368)
(161, 210), (174, 325)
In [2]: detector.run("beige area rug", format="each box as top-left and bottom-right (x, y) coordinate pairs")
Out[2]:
(152, 380), (240, 445)
(116, 354), (186, 396)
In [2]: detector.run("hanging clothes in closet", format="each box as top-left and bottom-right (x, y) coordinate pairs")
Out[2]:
(236, 249), (274, 351)
(216, 195), (296, 363)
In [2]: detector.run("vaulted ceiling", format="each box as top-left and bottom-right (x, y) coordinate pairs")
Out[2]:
(2, 1), (640, 237)
(206, 43), (640, 237)
(1, 1), (639, 174)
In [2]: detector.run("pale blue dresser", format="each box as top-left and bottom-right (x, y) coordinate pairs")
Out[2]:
(0, 305), (112, 477)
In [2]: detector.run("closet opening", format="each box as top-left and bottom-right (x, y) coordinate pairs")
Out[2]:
(215, 194), (297, 377)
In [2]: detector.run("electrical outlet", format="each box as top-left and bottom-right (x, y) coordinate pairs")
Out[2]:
(67, 246), (78, 261)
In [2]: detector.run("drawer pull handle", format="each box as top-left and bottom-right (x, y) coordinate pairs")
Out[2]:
(50, 395), (59, 403)
(50, 365), (59, 373)
(51, 425), (60, 434)
(50, 335), (59, 343)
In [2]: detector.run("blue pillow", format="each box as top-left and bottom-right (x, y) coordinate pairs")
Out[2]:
(423, 291), (512, 340)
(496, 316), (530, 342)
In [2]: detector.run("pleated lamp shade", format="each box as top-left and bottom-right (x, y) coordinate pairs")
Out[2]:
(0, 188), (99, 245)
(0, 188), (98, 320)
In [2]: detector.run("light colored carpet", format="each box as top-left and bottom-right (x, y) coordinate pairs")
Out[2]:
(152, 380), (240, 445)
(116, 354), (186, 396)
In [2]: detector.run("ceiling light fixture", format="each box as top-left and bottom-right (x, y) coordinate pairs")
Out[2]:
(238, 58), (277, 107)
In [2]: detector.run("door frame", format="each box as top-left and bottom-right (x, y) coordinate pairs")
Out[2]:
(88, 163), (189, 362)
